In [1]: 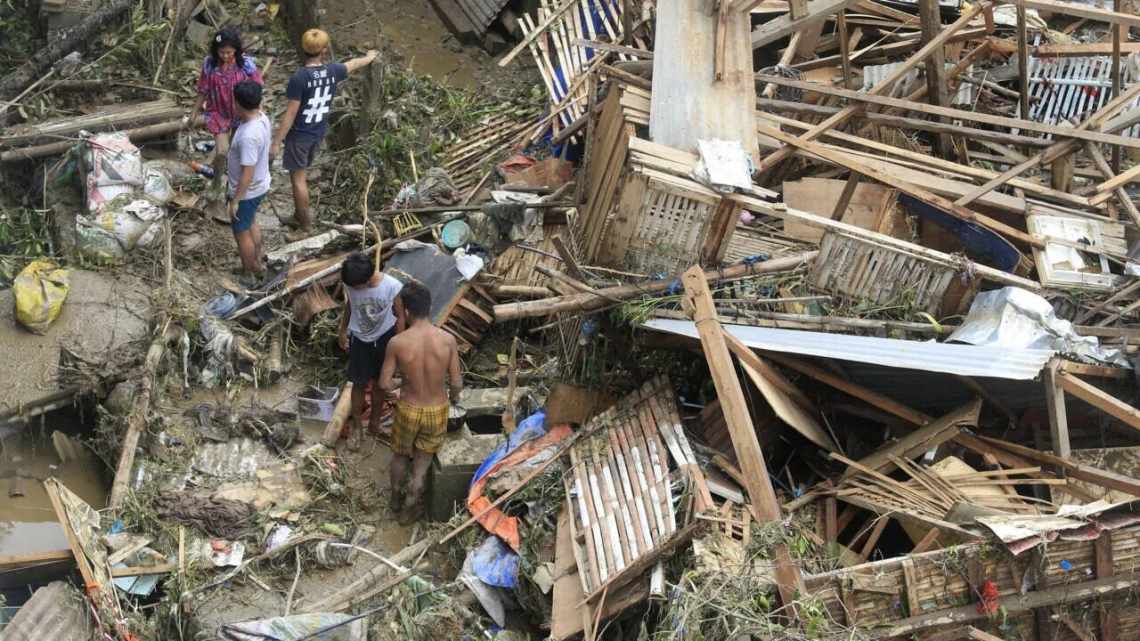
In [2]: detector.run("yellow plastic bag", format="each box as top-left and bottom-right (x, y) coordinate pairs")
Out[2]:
(14, 260), (70, 334)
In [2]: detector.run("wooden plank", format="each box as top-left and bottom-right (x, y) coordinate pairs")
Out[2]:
(0, 549), (73, 568)
(1096, 531), (1119, 641)
(739, 357), (838, 452)
(753, 1), (992, 175)
(846, 400), (980, 478)
(498, 0), (578, 67)
(1060, 360), (1129, 379)
(920, 0), (953, 157)
(748, 0), (865, 47)
(681, 264), (803, 606)
(912, 528), (941, 553)
(1057, 371), (1140, 435)
(868, 574), (1140, 639)
(901, 558), (922, 617)
(755, 122), (1044, 249)
(1044, 358), (1071, 459)
(975, 435), (1140, 497)
(754, 75), (1140, 150)
(43, 480), (99, 592)
(858, 516), (889, 562)
(763, 352), (933, 426)
(1017, 0), (1030, 120)
(1028, 41), (1140, 56)
(1019, 0), (1140, 29)
(723, 333), (814, 409)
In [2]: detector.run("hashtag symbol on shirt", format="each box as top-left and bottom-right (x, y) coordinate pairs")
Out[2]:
(302, 86), (332, 124)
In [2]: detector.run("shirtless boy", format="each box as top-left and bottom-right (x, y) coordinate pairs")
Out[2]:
(379, 281), (462, 524)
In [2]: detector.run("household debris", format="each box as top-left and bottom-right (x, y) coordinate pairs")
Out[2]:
(6, 0), (1140, 639)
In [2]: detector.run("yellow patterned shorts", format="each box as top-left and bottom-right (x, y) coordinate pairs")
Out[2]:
(391, 401), (448, 456)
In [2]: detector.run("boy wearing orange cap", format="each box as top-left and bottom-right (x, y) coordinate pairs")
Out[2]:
(272, 29), (378, 241)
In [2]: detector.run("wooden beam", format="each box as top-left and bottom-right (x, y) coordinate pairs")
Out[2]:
(999, 40), (1140, 57)
(752, 1), (992, 175)
(753, 75), (1140, 150)
(1060, 360), (1129, 379)
(755, 122), (1044, 248)
(1017, 0), (1140, 29)
(920, 0), (953, 157)
(498, 0), (578, 67)
(747, 0), (862, 44)
(680, 264), (803, 606)
(857, 516), (890, 562)
(551, 234), (586, 282)
(1044, 358), (1071, 459)
(968, 627), (1007, 641)
(912, 528), (941, 553)
(724, 333), (815, 410)
(869, 573), (1140, 639)
(1016, 0), (1030, 121)
(1091, 161), (1140, 196)
(1096, 531), (1120, 641)
(831, 172), (861, 219)
(761, 352), (933, 426)
(1085, 142), (1140, 228)
(1057, 371), (1140, 435)
(975, 435), (1140, 497)
(845, 400), (981, 478)
(732, 192), (1044, 290)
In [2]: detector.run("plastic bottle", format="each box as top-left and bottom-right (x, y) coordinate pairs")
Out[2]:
(188, 159), (214, 176)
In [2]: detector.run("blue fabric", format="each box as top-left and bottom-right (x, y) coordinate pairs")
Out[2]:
(471, 536), (519, 589)
(469, 410), (546, 488)
(230, 193), (265, 233)
(899, 193), (1020, 272)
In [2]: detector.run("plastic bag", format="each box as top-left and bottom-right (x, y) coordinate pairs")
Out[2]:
(142, 161), (174, 204)
(83, 132), (143, 214)
(13, 260), (70, 334)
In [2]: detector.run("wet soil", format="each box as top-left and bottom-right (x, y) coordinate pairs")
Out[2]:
(325, 0), (499, 92)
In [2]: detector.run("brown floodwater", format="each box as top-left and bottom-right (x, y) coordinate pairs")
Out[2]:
(0, 423), (108, 559)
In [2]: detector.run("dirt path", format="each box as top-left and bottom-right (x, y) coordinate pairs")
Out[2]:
(323, 0), (499, 92)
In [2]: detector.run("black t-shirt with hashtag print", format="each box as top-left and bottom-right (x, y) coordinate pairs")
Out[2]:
(285, 63), (348, 139)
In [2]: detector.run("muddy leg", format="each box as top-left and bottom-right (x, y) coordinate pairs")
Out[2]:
(400, 450), (433, 525)
(389, 453), (410, 515)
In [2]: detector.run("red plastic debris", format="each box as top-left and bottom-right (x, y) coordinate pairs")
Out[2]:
(976, 579), (1000, 615)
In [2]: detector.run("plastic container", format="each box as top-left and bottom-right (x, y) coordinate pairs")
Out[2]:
(297, 386), (341, 421)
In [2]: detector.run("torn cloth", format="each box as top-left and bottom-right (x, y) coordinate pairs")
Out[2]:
(466, 421), (573, 551)
(152, 494), (255, 539)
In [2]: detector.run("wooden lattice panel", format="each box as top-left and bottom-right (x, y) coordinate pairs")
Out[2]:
(811, 231), (957, 314)
(620, 175), (719, 274)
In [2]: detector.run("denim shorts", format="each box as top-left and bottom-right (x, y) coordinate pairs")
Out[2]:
(230, 193), (265, 233)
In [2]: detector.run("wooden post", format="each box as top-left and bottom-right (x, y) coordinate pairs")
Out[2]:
(837, 10), (852, 89)
(680, 264), (803, 609)
(1044, 358), (1071, 459)
(1096, 531), (1119, 641)
(831, 172), (861, 219)
(1112, 0), (1123, 172)
(1050, 153), (1074, 192)
(650, 0), (758, 164)
(1016, 0), (1030, 121)
(920, 0), (953, 158)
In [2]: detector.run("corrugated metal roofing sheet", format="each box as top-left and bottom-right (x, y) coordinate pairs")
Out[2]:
(0, 581), (91, 641)
(643, 319), (1054, 380)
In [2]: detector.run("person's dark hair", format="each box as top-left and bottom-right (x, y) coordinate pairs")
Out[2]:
(209, 28), (247, 69)
(341, 252), (374, 287)
(233, 81), (262, 111)
(400, 281), (431, 320)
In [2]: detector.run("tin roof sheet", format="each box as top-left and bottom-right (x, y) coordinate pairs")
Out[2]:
(643, 319), (1054, 380)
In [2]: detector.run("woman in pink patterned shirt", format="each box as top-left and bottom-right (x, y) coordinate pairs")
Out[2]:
(187, 28), (263, 183)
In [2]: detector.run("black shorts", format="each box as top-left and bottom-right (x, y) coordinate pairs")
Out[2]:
(347, 327), (396, 385)
(283, 132), (322, 171)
